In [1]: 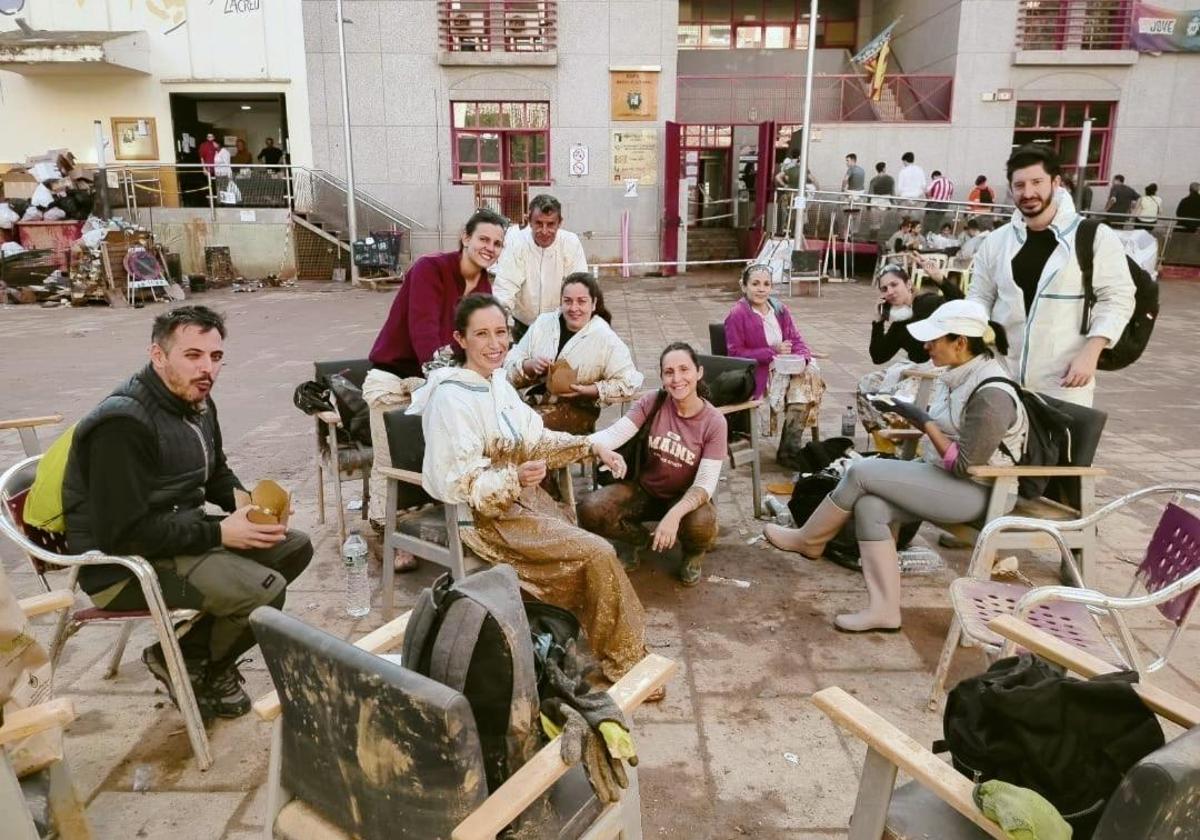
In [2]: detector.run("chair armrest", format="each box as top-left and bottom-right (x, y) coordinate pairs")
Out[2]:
(716, 399), (764, 416)
(18, 590), (75, 618)
(988, 615), (1200, 729)
(452, 653), (678, 840)
(811, 687), (1007, 840)
(899, 369), (941, 381)
(315, 409), (343, 427)
(876, 429), (923, 441)
(375, 465), (424, 486)
(0, 698), (75, 746)
(252, 610), (413, 722)
(0, 414), (64, 431)
(966, 465), (1107, 478)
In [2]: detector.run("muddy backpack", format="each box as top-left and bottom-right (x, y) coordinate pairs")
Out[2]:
(1076, 219), (1159, 371)
(402, 565), (541, 794)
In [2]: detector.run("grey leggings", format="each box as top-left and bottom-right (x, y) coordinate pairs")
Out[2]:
(829, 458), (1002, 542)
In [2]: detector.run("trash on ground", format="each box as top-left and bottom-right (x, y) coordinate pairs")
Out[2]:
(346, 499), (363, 511)
(898, 546), (946, 574)
(132, 764), (153, 792)
(707, 575), (751, 589)
(783, 752), (800, 765)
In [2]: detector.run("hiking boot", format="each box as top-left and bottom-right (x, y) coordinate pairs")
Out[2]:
(203, 659), (253, 719)
(679, 553), (703, 587)
(141, 644), (207, 711)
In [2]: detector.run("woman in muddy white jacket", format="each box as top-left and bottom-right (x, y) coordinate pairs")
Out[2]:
(968, 189), (1134, 407)
(504, 272), (643, 433)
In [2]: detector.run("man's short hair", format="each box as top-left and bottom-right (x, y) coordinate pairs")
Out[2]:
(1191, 182), (1200, 192)
(875, 161), (886, 173)
(846, 153), (857, 162)
(901, 152), (914, 164)
(931, 170), (942, 178)
(1006, 144), (1062, 182)
(975, 175), (987, 186)
(152, 305), (227, 350)
(1113, 174), (1125, 183)
(966, 218), (981, 231)
(527, 193), (562, 218)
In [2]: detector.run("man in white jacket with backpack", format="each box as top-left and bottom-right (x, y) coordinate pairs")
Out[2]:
(968, 145), (1135, 407)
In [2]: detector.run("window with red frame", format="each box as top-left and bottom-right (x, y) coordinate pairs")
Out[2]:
(451, 101), (550, 183)
(1012, 100), (1116, 183)
(678, 0), (858, 49)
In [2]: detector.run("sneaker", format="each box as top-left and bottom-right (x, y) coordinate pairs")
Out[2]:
(203, 659), (253, 719)
(141, 644), (207, 711)
(678, 554), (703, 587)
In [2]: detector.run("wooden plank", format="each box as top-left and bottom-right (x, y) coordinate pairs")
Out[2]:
(848, 747), (898, 840)
(0, 699), (76, 746)
(988, 615), (1200, 729)
(716, 398), (763, 416)
(876, 429), (923, 441)
(18, 590), (75, 618)
(968, 465), (1107, 478)
(0, 415), (63, 431)
(375, 465), (424, 486)
(314, 410), (342, 427)
(252, 611), (412, 722)
(811, 687), (1007, 840)
(452, 653), (677, 840)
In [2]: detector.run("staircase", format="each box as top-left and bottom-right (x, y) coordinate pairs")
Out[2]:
(687, 227), (742, 262)
(289, 169), (423, 282)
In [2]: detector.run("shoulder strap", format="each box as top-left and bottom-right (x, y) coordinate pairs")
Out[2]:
(968, 376), (1023, 463)
(1075, 219), (1101, 335)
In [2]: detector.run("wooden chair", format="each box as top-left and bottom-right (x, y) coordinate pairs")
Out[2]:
(377, 410), (576, 619)
(0, 457), (213, 770)
(312, 359), (373, 545)
(931, 486), (1200, 707)
(0, 415), (64, 457)
(2, 590), (92, 840)
(250, 607), (676, 840)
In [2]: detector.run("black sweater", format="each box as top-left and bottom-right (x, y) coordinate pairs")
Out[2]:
(869, 279), (965, 364)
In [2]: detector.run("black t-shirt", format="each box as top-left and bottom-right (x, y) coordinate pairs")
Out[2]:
(557, 314), (576, 357)
(258, 146), (285, 165)
(1011, 228), (1058, 314)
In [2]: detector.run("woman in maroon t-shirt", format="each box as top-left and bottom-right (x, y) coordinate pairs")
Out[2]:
(579, 343), (728, 586)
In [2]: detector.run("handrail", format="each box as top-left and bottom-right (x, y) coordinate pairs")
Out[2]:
(303, 168), (424, 231)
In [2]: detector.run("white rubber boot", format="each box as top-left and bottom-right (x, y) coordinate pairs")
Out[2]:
(764, 496), (851, 559)
(834, 539), (902, 633)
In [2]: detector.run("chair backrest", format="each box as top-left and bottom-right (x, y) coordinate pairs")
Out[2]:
(383, 409), (436, 511)
(708, 323), (728, 356)
(1093, 725), (1200, 840)
(0, 457), (67, 567)
(1137, 502), (1200, 625)
(251, 607), (488, 839)
(697, 353), (755, 438)
(313, 358), (372, 389)
(1044, 400), (1107, 509)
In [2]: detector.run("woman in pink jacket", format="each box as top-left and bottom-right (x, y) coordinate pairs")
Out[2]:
(724, 264), (824, 437)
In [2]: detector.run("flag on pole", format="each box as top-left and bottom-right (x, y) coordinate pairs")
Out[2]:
(852, 19), (900, 102)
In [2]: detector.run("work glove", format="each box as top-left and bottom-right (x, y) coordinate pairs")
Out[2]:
(871, 397), (932, 430)
(541, 702), (631, 804)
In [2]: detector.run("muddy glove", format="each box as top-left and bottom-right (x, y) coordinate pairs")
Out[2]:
(544, 702), (629, 804)
(872, 397), (932, 429)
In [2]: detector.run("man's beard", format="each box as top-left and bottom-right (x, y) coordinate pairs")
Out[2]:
(1019, 193), (1052, 218)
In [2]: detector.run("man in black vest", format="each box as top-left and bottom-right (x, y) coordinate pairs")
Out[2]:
(62, 306), (312, 719)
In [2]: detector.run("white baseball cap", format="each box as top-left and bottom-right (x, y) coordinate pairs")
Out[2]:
(906, 299), (991, 342)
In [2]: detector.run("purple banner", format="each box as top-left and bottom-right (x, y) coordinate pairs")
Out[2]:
(1131, 2), (1200, 51)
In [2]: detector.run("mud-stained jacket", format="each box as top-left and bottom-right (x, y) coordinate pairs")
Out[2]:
(504, 312), (643, 404)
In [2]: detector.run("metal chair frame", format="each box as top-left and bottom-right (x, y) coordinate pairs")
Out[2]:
(0, 457), (213, 770)
(930, 483), (1200, 708)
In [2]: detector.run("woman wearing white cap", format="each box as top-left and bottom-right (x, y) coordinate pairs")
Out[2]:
(764, 300), (1028, 632)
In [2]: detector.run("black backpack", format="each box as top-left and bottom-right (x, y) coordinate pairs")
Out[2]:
(969, 377), (1075, 500)
(1076, 219), (1159, 370)
(938, 654), (1164, 838)
(597, 389), (668, 487)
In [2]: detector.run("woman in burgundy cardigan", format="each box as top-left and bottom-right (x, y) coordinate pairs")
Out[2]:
(724, 264), (823, 436)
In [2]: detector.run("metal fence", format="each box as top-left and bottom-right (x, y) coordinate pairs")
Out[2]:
(438, 0), (557, 53)
(677, 74), (954, 124)
(1015, 0), (1131, 51)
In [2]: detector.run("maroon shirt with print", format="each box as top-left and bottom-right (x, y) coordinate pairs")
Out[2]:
(627, 392), (728, 500)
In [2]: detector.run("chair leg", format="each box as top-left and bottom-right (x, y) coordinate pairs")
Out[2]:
(103, 621), (136, 679)
(263, 717), (291, 840)
(47, 567), (80, 666)
(49, 621), (82, 672)
(382, 480), (398, 619)
(848, 747), (898, 840)
(749, 410), (762, 518)
(928, 615), (963, 711)
(0, 752), (39, 840)
(331, 467), (348, 546)
(147, 604), (212, 770)
(361, 473), (370, 521)
(315, 461), (326, 526)
(46, 758), (92, 840)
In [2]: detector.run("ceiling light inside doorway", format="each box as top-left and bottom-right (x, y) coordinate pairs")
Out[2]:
(241, 105), (252, 110)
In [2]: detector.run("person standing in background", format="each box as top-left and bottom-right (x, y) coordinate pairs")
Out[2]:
(842, 153), (866, 192)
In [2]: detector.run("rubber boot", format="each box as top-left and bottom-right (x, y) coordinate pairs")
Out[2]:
(763, 496), (851, 559)
(834, 540), (903, 633)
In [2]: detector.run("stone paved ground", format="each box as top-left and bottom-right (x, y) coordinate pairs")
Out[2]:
(2, 274), (1198, 839)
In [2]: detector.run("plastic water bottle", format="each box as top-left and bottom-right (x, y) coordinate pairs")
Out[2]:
(342, 531), (371, 617)
(898, 546), (947, 575)
(840, 404), (857, 438)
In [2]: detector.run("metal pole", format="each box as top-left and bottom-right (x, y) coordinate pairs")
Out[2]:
(93, 120), (111, 219)
(335, 0), (360, 285)
(1074, 118), (1092, 211)
(793, 0), (820, 248)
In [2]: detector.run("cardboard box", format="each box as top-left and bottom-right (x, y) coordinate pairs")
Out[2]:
(234, 480), (291, 528)
(547, 360), (578, 396)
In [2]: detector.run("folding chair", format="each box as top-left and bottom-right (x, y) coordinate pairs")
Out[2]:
(312, 359), (374, 545)
(0, 457), (213, 770)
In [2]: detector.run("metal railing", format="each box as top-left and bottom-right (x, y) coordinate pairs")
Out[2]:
(438, 0), (557, 53)
(677, 73), (954, 124)
(1015, 0), (1132, 51)
(291, 168), (422, 240)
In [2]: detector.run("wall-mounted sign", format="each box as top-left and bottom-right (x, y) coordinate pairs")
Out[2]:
(111, 117), (158, 161)
(1131, 3), (1200, 51)
(610, 67), (660, 121)
(569, 143), (589, 177)
(611, 129), (657, 186)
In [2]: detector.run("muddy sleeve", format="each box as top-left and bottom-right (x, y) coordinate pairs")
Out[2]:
(84, 419), (221, 558)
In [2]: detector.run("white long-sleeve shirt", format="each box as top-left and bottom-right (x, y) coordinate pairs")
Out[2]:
(492, 226), (589, 326)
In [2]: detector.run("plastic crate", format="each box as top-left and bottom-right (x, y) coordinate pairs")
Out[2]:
(352, 231), (403, 270)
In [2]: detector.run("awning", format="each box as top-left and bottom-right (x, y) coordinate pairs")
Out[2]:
(0, 29), (150, 75)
